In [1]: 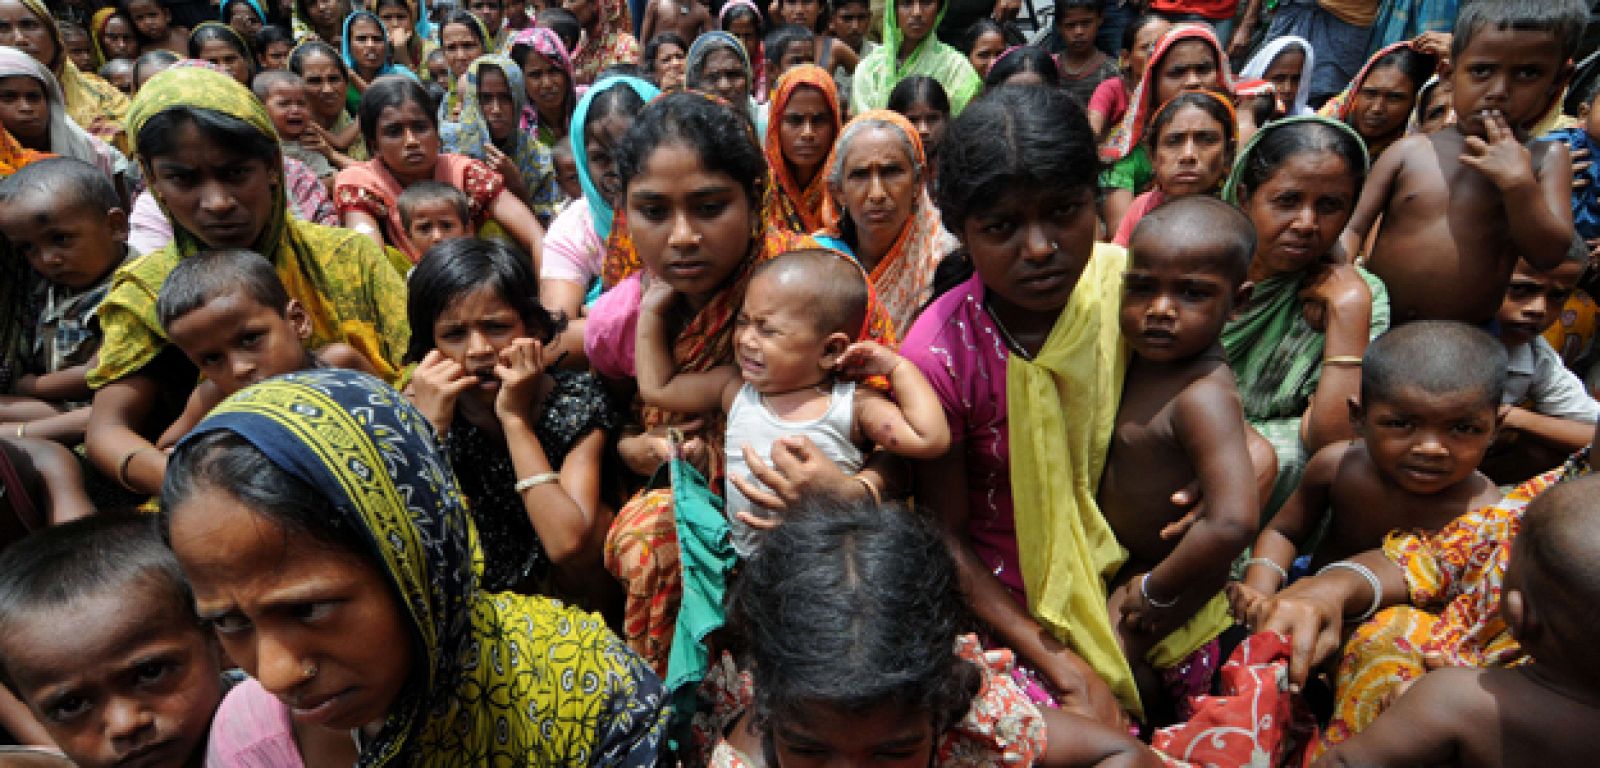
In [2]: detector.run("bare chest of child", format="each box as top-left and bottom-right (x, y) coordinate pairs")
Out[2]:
(1366, 131), (1555, 325)
(1316, 442), (1498, 567)
(654, 0), (708, 43)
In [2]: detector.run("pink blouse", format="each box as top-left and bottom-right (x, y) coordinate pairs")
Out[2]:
(204, 679), (305, 768)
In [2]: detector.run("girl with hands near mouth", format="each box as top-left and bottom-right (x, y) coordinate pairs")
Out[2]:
(407, 238), (619, 598)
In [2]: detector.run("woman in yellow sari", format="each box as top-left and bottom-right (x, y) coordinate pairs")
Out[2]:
(83, 65), (409, 498)
(760, 64), (840, 238)
(1, 0), (129, 152)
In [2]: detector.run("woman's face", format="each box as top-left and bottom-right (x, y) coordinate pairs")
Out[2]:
(769, 702), (936, 768)
(198, 38), (251, 85)
(168, 483), (415, 733)
(147, 119), (278, 249)
(1350, 66), (1417, 142)
(0, 75), (48, 147)
(961, 183), (1097, 316)
(899, 100), (946, 159)
(522, 50), (568, 116)
(476, 65), (516, 144)
(348, 17), (388, 74)
(780, 0), (821, 29)
(226, 2), (262, 36)
(894, 0), (937, 49)
(834, 126), (918, 250)
(726, 15), (760, 67)
(1125, 18), (1170, 81)
(966, 30), (1003, 76)
(584, 111), (630, 202)
(441, 23), (482, 80)
(1153, 39), (1220, 105)
(697, 48), (749, 104)
(299, 52), (349, 122)
(1240, 149), (1357, 277)
(374, 99), (440, 181)
(626, 140), (757, 306)
(432, 285), (528, 404)
(778, 85), (835, 182)
(305, 0), (343, 29)
(1262, 47), (1303, 107)
(0, 0), (56, 69)
(652, 41), (685, 88)
(1151, 104), (1228, 197)
(102, 15), (139, 59)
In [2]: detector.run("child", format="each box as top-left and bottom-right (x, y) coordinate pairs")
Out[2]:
(1097, 196), (1258, 693)
(423, 47), (450, 85)
(550, 134), (582, 202)
(1234, 321), (1504, 612)
(1086, 13), (1169, 140)
(120, 0), (188, 55)
(1342, 0), (1586, 325)
(397, 180), (476, 255)
(637, 0), (710, 61)
(1044, 0), (1118, 110)
(1550, 82), (1600, 250)
(0, 514), (224, 768)
(0, 158), (130, 446)
(763, 23), (815, 90)
(829, 0), (872, 58)
(1315, 474), (1600, 766)
(97, 58), (134, 94)
(57, 21), (96, 75)
(252, 23), (294, 71)
(636, 248), (951, 555)
(253, 70), (334, 182)
(154, 249), (377, 449)
(535, 8), (583, 63)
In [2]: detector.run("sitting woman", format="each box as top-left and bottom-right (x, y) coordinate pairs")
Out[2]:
(373, 0), (431, 76)
(5, 0), (129, 152)
(84, 65), (408, 497)
(341, 9), (414, 94)
(165, 368), (666, 765)
(684, 31), (766, 136)
(761, 64), (841, 237)
(186, 22), (253, 86)
(1318, 42), (1437, 159)
(439, 54), (562, 224)
(434, 9), (487, 115)
(814, 109), (956, 334)
(288, 41), (367, 167)
(1111, 88), (1236, 246)
(508, 27), (577, 148)
(334, 75), (544, 265)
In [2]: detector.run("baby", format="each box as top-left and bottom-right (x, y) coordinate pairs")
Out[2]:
(97, 58), (134, 95)
(636, 249), (950, 555)
(550, 135), (583, 203)
(397, 181), (476, 256)
(1315, 473), (1600, 766)
(1344, 0), (1586, 324)
(1235, 321), (1504, 610)
(155, 249), (376, 448)
(1097, 196), (1258, 677)
(0, 515), (224, 768)
(253, 70), (334, 182)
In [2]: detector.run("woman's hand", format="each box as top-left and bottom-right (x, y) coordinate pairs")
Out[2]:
(410, 350), (478, 435)
(730, 435), (858, 511)
(1298, 262), (1372, 332)
(1043, 652), (1130, 731)
(493, 338), (545, 422)
(1227, 21), (1255, 61)
(1410, 31), (1451, 62)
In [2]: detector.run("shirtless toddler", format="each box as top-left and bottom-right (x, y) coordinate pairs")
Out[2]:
(639, 0), (711, 57)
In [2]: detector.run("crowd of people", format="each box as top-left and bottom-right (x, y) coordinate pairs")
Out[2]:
(0, 0), (1595, 762)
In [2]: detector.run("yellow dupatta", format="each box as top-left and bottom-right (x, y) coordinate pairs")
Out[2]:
(19, 0), (128, 153)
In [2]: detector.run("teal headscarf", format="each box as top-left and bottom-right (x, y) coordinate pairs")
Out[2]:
(342, 10), (415, 81)
(570, 74), (660, 242)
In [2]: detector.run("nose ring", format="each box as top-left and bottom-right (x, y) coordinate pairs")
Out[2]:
(302, 660), (319, 680)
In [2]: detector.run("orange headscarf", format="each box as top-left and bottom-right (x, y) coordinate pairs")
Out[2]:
(0, 124), (47, 177)
(762, 64), (842, 237)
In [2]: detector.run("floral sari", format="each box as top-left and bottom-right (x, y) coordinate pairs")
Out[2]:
(440, 54), (561, 223)
(570, 0), (640, 86)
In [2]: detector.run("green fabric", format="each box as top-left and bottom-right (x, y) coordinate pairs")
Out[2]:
(1100, 146), (1151, 192)
(849, 0), (980, 115)
(664, 449), (734, 747)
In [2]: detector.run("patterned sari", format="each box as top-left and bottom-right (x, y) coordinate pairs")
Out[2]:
(18, 0), (129, 153)
(1102, 25), (1234, 163)
(334, 153), (505, 263)
(1317, 42), (1429, 159)
(440, 54), (561, 222)
(88, 66), (410, 388)
(761, 65), (840, 237)
(570, 0), (640, 86)
(178, 369), (667, 766)
(506, 27), (576, 146)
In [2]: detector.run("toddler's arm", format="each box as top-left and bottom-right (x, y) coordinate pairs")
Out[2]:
(1238, 443), (1340, 605)
(1314, 668), (1484, 766)
(1338, 135), (1411, 261)
(1465, 118), (1572, 270)
(634, 280), (739, 414)
(844, 342), (951, 460)
(15, 364), (92, 404)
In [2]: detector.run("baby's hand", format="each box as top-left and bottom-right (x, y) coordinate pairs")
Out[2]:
(493, 338), (545, 420)
(1227, 581), (1268, 627)
(833, 341), (901, 378)
(1460, 111), (1535, 190)
(485, 144), (526, 196)
(640, 277), (678, 316)
(410, 350), (478, 434)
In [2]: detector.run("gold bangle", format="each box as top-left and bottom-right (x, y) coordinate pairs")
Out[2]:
(116, 448), (148, 492)
(853, 475), (882, 507)
(1322, 355), (1364, 366)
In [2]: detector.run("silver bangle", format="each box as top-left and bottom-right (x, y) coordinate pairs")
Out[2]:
(513, 471), (560, 493)
(1317, 560), (1384, 622)
(1140, 572), (1180, 609)
(1245, 557), (1290, 587)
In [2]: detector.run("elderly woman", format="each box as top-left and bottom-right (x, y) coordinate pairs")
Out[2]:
(684, 31), (765, 136)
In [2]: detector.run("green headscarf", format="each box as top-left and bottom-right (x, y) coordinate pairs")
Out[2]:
(848, 0), (980, 116)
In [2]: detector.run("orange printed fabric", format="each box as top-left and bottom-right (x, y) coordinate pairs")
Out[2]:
(762, 65), (842, 237)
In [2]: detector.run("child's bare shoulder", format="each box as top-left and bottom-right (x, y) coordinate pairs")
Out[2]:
(315, 343), (377, 375)
(1167, 358), (1243, 425)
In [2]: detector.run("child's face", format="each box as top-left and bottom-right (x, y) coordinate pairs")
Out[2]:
(147, 122), (277, 249)
(101, 16), (140, 59)
(584, 111), (632, 203)
(726, 16), (761, 66)
(124, 0), (169, 40)
(767, 701), (936, 768)
(1417, 83), (1453, 134)
(166, 290), (313, 396)
(431, 285), (528, 403)
(967, 30), (1004, 77)
(1151, 104), (1229, 197)
(552, 154), (581, 199)
(0, 74), (47, 147)
(264, 81), (311, 139)
(404, 199), (470, 253)
(0, 197), (126, 291)
(1153, 39), (1221, 106)
(426, 51), (449, 83)
(781, 0), (822, 29)
(1350, 65), (1417, 142)
(627, 142), (757, 306)
(1447, 27), (1567, 137)
(1496, 259), (1584, 349)
(0, 587), (221, 768)
(60, 28), (93, 73)
(468, 0), (505, 32)
(961, 184), (1097, 317)
(650, 42), (685, 89)
(103, 65), (133, 94)
(1239, 150), (1357, 277)
(777, 84), (835, 178)
(829, 1), (868, 52)
(734, 271), (840, 393)
(776, 39), (813, 77)
(1121, 243), (1242, 363)
(1357, 384), (1497, 495)
(1262, 47), (1303, 106)
(1055, 7), (1100, 56)
(899, 99), (946, 158)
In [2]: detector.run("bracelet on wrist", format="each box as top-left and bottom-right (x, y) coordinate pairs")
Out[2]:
(514, 471), (560, 493)
(1244, 557), (1289, 587)
(1317, 560), (1384, 622)
(1140, 572), (1179, 609)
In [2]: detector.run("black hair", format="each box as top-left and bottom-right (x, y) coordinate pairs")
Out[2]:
(887, 74), (950, 116)
(1119, 12), (1166, 53)
(764, 23), (815, 69)
(252, 23), (294, 63)
(585, 78), (648, 142)
(292, 0), (348, 35)
(188, 24), (255, 79)
(730, 498), (980, 742)
(831, 0), (867, 12)
(374, 0), (415, 18)
(1129, 195), (1254, 285)
(0, 514), (198, 690)
(0, 156), (120, 212)
(119, 0), (171, 43)
(421, 78), (447, 112)
(720, 3), (764, 36)
(358, 75), (436, 150)
(1361, 320), (1507, 407)
(396, 179), (471, 228)
(1451, 0), (1586, 63)
(751, 249), (869, 336)
(936, 86), (1098, 231)
(1232, 119), (1366, 204)
(644, 31), (688, 75)
(404, 237), (566, 362)
(959, 17), (1024, 54)
(982, 45), (1061, 89)
(287, 39), (347, 81)
(131, 48), (180, 88)
(1146, 89), (1236, 160)
(616, 91), (766, 205)
(536, 7), (582, 53)
(57, 19), (88, 41)
(137, 105), (280, 164)
(1362, 46), (1435, 100)
(1053, 0), (1106, 15)
(251, 67), (301, 99)
(156, 248), (291, 331)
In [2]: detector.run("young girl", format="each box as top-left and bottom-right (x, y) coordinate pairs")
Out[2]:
(341, 10), (409, 92)
(644, 31), (687, 90)
(1112, 89), (1236, 245)
(407, 237), (618, 597)
(187, 22), (254, 86)
(374, 0), (426, 74)
(1085, 13), (1168, 141)
(886, 74), (949, 189)
(120, 0), (186, 54)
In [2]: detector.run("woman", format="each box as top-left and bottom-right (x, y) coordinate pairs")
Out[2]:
(335, 76), (544, 264)
(1111, 89), (1236, 246)
(566, 0), (639, 86)
(89, 8), (139, 69)
(761, 64), (840, 238)
(167, 369), (666, 765)
(0, 45), (130, 189)
(1100, 25), (1232, 239)
(1318, 42), (1436, 158)
(683, 31), (764, 136)
(288, 40), (366, 163)
(851, 0), (980, 116)
(440, 54), (561, 223)
(1221, 116), (1387, 512)
(83, 65), (408, 497)
(1239, 35), (1314, 117)
(187, 22), (254, 86)
(341, 9), (413, 93)
(509, 27), (576, 146)
(717, 0), (764, 102)
(643, 31), (685, 91)
(220, 0), (266, 38)
(291, 0), (345, 45)
(435, 9), (486, 85)
(0, 0), (129, 152)
(815, 110), (954, 335)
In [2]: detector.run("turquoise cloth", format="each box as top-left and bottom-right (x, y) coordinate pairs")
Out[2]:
(664, 448), (734, 747)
